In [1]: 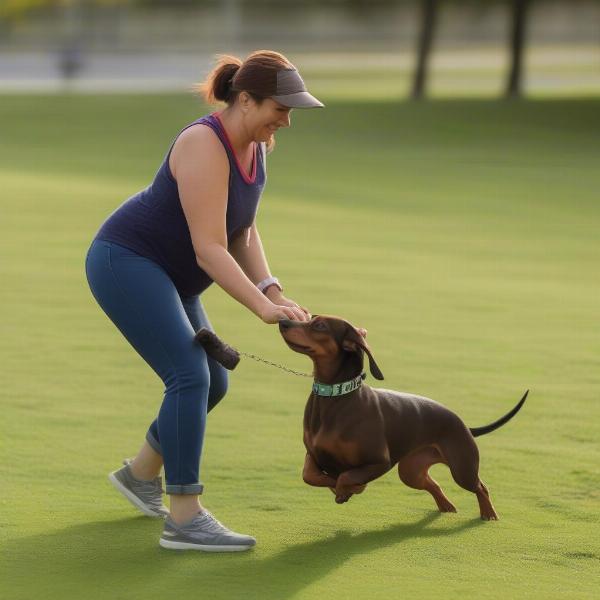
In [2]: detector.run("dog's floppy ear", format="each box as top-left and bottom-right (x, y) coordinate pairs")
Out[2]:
(194, 328), (240, 370)
(341, 327), (384, 380)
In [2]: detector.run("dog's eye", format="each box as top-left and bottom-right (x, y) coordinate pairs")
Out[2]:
(313, 321), (327, 331)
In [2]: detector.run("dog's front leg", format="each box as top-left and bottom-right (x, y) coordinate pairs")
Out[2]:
(302, 452), (337, 488)
(335, 462), (392, 504)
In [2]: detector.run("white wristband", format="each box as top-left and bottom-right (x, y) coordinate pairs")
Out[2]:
(257, 276), (282, 294)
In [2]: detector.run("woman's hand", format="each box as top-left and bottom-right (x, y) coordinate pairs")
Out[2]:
(259, 302), (310, 324)
(260, 288), (311, 324)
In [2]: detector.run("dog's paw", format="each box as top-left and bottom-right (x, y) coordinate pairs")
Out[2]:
(437, 499), (457, 512)
(335, 493), (353, 504)
(481, 513), (499, 521)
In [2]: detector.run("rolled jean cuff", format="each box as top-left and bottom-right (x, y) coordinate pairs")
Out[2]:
(145, 431), (162, 456)
(166, 483), (204, 495)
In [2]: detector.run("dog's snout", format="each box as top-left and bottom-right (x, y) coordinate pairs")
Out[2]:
(278, 319), (292, 331)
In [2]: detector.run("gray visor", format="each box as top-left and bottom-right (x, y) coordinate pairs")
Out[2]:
(270, 69), (324, 109)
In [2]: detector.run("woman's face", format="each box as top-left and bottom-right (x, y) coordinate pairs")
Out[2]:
(245, 97), (293, 143)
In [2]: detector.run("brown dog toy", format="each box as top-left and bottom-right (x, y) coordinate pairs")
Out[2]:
(194, 328), (240, 370)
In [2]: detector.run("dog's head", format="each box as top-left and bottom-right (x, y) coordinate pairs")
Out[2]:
(278, 314), (384, 380)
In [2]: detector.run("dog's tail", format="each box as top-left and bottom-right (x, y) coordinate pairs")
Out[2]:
(469, 390), (528, 438)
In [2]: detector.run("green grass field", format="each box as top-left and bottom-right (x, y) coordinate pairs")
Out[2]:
(1, 93), (599, 599)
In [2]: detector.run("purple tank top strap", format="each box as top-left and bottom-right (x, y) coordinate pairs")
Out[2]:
(165, 113), (261, 186)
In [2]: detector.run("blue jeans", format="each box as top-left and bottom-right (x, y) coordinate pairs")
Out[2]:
(85, 239), (228, 494)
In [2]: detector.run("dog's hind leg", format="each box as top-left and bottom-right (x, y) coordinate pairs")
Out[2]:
(397, 446), (457, 513)
(437, 433), (499, 521)
(473, 479), (497, 521)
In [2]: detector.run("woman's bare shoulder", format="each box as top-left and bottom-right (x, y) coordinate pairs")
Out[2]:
(173, 122), (225, 153)
(170, 122), (228, 179)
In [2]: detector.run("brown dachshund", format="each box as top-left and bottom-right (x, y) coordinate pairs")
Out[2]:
(278, 315), (527, 520)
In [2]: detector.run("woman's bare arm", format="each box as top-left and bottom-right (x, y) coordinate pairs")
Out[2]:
(229, 223), (272, 285)
(172, 125), (272, 318)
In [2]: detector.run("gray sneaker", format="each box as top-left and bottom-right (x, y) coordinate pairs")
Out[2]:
(159, 510), (256, 552)
(108, 458), (169, 518)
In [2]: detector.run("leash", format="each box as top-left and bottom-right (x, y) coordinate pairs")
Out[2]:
(236, 350), (313, 378)
(194, 328), (366, 395)
(238, 349), (367, 398)
(194, 328), (313, 377)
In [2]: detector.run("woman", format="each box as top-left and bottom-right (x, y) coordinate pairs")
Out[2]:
(85, 50), (324, 552)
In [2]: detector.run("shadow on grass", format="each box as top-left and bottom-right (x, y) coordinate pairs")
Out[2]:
(3, 511), (485, 598)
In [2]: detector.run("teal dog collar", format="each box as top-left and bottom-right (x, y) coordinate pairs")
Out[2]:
(312, 372), (367, 397)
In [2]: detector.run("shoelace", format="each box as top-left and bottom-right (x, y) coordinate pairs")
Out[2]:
(194, 511), (230, 534)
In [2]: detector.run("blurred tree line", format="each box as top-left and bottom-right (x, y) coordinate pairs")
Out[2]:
(0, 0), (596, 98)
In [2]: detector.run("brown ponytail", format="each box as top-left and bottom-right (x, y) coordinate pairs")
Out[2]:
(196, 54), (242, 104)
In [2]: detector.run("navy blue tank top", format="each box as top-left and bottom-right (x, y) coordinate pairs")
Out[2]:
(94, 112), (266, 297)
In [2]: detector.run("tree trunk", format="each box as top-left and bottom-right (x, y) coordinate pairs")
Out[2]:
(506, 0), (530, 98)
(411, 0), (438, 100)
